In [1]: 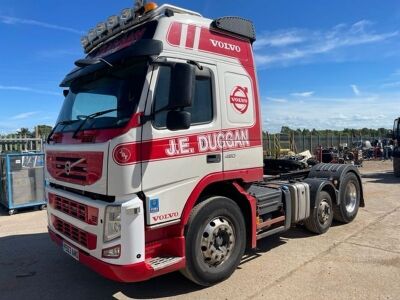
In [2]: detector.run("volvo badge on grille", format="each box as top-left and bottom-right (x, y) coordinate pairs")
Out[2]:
(65, 161), (72, 176)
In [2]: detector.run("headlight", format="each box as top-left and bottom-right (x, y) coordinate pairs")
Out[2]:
(104, 206), (121, 242)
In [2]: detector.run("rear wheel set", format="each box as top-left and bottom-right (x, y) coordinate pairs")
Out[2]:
(333, 173), (361, 223)
(304, 191), (333, 234)
(305, 172), (361, 234)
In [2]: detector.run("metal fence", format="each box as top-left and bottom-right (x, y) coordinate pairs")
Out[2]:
(264, 133), (383, 158)
(0, 135), (45, 153)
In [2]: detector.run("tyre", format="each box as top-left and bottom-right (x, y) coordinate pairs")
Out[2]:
(304, 191), (333, 234)
(39, 204), (47, 210)
(394, 157), (400, 177)
(181, 196), (246, 286)
(306, 158), (319, 166)
(333, 173), (360, 223)
(8, 209), (15, 216)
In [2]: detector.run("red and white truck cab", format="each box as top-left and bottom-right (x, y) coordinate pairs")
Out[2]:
(46, 2), (364, 286)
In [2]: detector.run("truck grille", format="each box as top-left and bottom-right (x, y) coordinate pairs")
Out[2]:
(48, 193), (98, 225)
(52, 215), (97, 250)
(46, 151), (103, 185)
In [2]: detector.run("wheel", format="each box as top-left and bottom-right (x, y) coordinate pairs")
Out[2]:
(304, 191), (333, 234)
(39, 204), (47, 210)
(8, 209), (15, 216)
(394, 157), (400, 177)
(181, 196), (246, 286)
(333, 173), (360, 223)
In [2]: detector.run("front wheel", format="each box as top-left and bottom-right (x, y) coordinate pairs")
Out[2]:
(181, 196), (246, 286)
(333, 173), (361, 223)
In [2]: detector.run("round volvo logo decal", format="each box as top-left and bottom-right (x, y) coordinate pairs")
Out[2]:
(230, 86), (249, 114)
(115, 147), (132, 164)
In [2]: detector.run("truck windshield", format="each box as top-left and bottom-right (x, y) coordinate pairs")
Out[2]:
(55, 61), (148, 134)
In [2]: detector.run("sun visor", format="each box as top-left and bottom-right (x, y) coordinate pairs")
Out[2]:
(60, 39), (162, 87)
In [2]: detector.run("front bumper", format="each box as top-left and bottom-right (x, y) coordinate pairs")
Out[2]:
(49, 228), (155, 282)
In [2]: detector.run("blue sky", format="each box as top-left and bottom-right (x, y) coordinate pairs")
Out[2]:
(0, 0), (399, 133)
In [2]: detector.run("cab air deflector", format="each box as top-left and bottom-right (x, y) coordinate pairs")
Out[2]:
(211, 17), (256, 43)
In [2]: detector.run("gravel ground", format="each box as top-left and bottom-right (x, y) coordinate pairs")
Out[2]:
(0, 160), (399, 300)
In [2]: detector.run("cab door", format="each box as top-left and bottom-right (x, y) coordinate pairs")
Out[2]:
(141, 61), (221, 226)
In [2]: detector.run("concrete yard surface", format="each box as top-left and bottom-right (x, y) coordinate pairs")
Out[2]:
(0, 160), (399, 300)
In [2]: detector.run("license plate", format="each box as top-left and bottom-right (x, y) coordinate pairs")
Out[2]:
(63, 242), (79, 261)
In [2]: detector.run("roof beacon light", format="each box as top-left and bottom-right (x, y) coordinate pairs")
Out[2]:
(144, 2), (158, 13)
(107, 15), (120, 30)
(96, 22), (107, 36)
(80, 36), (90, 48)
(120, 8), (134, 23)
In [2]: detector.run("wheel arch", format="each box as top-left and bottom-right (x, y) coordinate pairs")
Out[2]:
(181, 176), (258, 249)
(303, 178), (337, 207)
(308, 163), (364, 207)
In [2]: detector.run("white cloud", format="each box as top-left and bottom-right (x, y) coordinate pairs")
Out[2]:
(0, 85), (59, 96)
(393, 69), (400, 76)
(0, 15), (84, 35)
(381, 81), (400, 88)
(262, 93), (399, 133)
(10, 111), (39, 120)
(291, 91), (314, 97)
(254, 30), (305, 49)
(255, 20), (398, 67)
(266, 97), (288, 103)
(350, 84), (361, 96)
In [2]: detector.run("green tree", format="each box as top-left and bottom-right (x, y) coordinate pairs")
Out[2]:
(36, 125), (53, 138)
(17, 128), (32, 137)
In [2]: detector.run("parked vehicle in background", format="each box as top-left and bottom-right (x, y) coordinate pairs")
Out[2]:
(393, 118), (400, 177)
(45, 1), (365, 286)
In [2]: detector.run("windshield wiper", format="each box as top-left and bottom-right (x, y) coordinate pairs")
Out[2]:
(47, 120), (79, 143)
(72, 108), (118, 139)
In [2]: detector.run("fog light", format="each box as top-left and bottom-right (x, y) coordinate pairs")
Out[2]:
(88, 28), (97, 42)
(102, 245), (121, 258)
(107, 15), (120, 29)
(120, 8), (134, 23)
(80, 36), (89, 48)
(96, 22), (107, 36)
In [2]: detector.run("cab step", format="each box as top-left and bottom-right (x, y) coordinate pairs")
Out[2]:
(148, 257), (183, 271)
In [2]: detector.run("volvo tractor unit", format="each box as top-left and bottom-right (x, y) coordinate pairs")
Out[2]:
(46, 2), (364, 286)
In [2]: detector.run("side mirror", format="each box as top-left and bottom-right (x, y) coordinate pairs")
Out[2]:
(168, 63), (196, 109)
(63, 90), (69, 97)
(166, 111), (191, 131)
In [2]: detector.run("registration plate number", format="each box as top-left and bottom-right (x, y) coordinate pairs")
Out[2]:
(63, 242), (79, 261)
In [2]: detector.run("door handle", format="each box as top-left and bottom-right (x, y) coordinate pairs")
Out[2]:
(207, 154), (221, 163)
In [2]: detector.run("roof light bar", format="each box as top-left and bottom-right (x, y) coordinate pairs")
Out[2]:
(81, 2), (196, 54)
